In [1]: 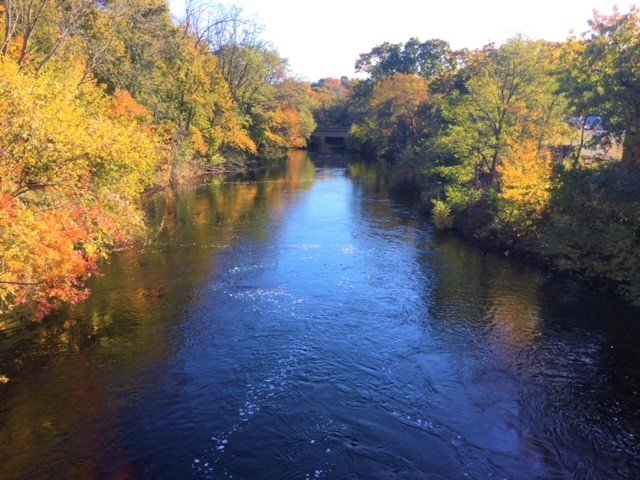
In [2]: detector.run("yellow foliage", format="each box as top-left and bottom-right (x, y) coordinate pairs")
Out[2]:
(369, 73), (430, 150)
(432, 200), (454, 229)
(497, 140), (553, 233)
(370, 73), (430, 116)
(176, 39), (257, 155)
(266, 108), (306, 148)
(0, 57), (160, 318)
(188, 127), (209, 156)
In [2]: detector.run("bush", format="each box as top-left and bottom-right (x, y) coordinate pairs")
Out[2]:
(432, 200), (454, 229)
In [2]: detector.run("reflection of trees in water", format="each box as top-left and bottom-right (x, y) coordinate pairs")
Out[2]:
(427, 233), (543, 350)
(348, 160), (425, 242)
(425, 231), (640, 477)
(348, 160), (391, 197)
(0, 151), (318, 479)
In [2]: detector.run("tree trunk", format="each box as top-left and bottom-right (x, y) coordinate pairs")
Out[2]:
(2, 0), (14, 56)
(621, 128), (640, 164)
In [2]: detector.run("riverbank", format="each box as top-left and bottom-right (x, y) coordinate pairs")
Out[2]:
(336, 14), (640, 308)
(376, 155), (640, 308)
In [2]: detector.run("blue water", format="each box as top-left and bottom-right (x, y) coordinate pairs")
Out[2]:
(1, 153), (639, 479)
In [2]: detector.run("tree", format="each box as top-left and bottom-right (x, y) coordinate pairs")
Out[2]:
(310, 77), (351, 126)
(0, 0), (95, 74)
(442, 38), (566, 189)
(355, 38), (454, 82)
(0, 56), (160, 318)
(497, 139), (553, 236)
(265, 79), (316, 149)
(368, 73), (430, 154)
(561, 7), (640, 164)
(217, 44), (286, 115)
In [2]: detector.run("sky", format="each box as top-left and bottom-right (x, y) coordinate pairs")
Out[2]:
(169, 0), (638, 81)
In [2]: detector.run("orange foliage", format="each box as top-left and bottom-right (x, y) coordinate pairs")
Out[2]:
(370, 73), (430, 119)
(267, 108), (306, 148)
(3, 35), (30, 64)
(0, 194), (17, 216)
(0, 57), (159, 319)
(109, 90), (153, 123)
(370, 73), (430, 146)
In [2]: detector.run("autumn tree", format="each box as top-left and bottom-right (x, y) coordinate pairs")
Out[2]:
(560, 7), (640, 164)
(0, 57), (160, 318)
(367, 73), (430, 154)
(497, 139), (554, 236)
(0, 0), (95, 73)
(310, 77), (351, 126)
(264, 79), (317, 149)
(440, 38), (566, 189)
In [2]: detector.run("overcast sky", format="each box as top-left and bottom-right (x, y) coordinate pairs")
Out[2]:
(169, 0), (638, 81)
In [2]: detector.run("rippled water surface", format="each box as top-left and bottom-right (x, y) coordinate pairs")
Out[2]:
(1, 152), (639, 479)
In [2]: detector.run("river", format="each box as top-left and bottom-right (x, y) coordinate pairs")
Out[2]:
(1, 151), (639, 479)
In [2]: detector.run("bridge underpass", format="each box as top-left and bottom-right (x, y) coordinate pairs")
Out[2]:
(309, 126), (351, 152)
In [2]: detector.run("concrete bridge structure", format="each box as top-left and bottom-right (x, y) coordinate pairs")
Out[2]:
(309, 126), (351, 151)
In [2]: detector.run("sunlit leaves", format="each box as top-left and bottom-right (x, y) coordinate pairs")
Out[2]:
(462, 39), (564, 180)
(0, 57), (160, 318)
(497, 139), (553, 235)
(560, 7), (640, 163)
(355, 73), (430, 155)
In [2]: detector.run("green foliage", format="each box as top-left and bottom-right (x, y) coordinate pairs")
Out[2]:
(560, 7), (640, 163)
(440, 38), (567, 189)
(345, 9), (640, 305)
(443, 185), (483, 213)
(543, 164), (640, 304)
(432, 200), (453, 229)
(355, 38), (454, 81)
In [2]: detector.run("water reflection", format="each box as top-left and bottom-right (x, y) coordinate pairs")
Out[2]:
(426, 232), (640, 478)
(0, 153), (639, 480)
(0, 151), (316, 479)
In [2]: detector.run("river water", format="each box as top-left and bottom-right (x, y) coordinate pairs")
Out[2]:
(1, 152), (639, 479)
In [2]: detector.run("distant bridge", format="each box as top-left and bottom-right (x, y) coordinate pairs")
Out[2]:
(309, 126), (351, 151)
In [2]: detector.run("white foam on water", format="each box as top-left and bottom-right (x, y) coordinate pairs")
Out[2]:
(194, 351), (305, 477)
(297, 243), (321, 250)
(229, 287), (290, 304)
